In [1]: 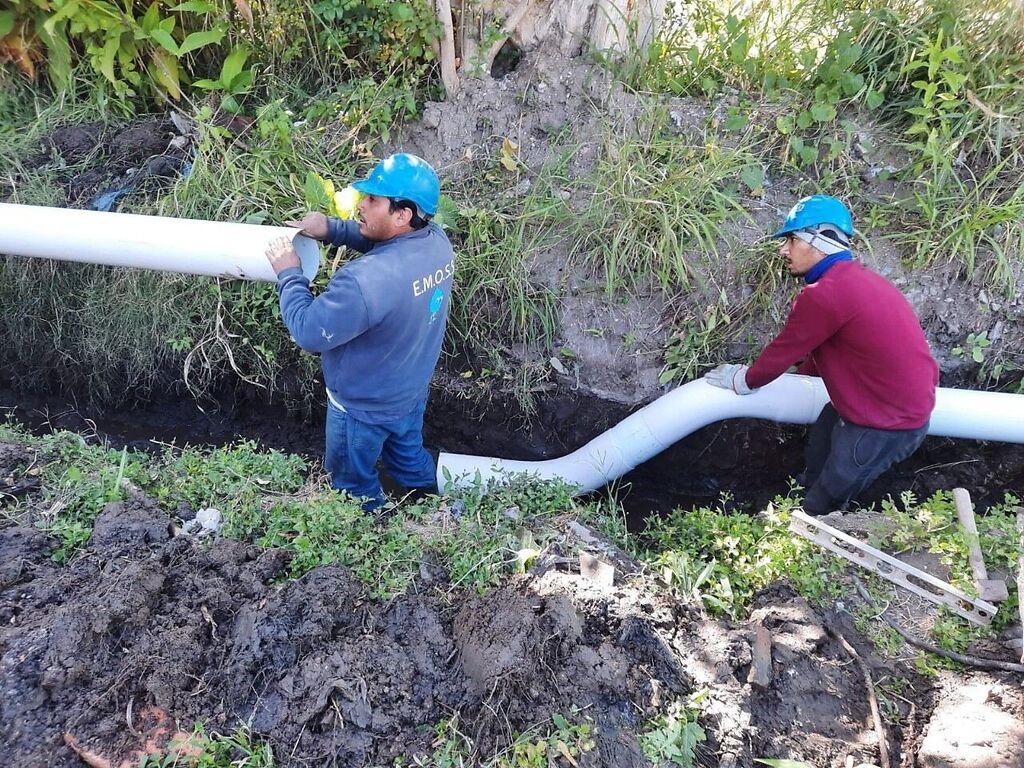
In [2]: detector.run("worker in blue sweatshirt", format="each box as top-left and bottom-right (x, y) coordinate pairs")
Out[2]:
(265, 154), (455, 510)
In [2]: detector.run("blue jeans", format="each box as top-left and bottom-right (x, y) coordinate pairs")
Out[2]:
(324, 399), (437, 510)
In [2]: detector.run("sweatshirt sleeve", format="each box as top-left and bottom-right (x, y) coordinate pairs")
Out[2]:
(276, 266), (370, 353)
(746, 286), (842, 389)
(327, 218), (375, 253)
(796, 356), (820, 376)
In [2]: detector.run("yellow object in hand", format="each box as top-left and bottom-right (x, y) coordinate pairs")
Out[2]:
(333, 185), (362, 220)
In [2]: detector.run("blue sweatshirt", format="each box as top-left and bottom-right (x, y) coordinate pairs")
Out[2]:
(276, 218), (455, 424)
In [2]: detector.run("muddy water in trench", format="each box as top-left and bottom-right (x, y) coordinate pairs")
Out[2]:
(3, 382), (1022, 526)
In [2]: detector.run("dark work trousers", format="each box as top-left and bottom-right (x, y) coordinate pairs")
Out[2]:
(801, 404), (929, 515)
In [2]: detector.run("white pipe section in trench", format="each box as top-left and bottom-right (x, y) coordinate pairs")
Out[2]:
(437, 374), (1024, 493)
(2, 202), (1020, 495)
(0, 203), (319, 282)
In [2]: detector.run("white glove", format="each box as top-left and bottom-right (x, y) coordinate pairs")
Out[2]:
(704, 363), (754, 395)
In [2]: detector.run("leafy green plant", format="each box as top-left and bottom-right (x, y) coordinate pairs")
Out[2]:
(1, 0), (233, 100)
(657, 551), (722, 611)
(870, 490), (1022, 635)
(639, 496), (842, 619)
(951, 331), (991, 364)
(895, 162), (1024, 293)
(902, 26), (967, 176)
(413, 712), (594, 768)
(310, 0), (437, 71)
(639, 692), (707, 768)
(493, 712), (595, 768)
(193, 45), (253, 113)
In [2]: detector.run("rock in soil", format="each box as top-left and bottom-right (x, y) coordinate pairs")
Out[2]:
(918, 672), (1024, 768)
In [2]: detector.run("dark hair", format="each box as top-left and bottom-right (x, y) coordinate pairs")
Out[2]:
(388, 198), (430, 230)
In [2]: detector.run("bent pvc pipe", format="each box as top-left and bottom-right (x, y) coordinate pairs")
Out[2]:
(0, 203), (319, 282)
(437, 374), (1024, 493)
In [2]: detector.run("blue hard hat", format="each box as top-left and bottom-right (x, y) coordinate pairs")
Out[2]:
(772, 195), (854, 238)
(352, 153), (440, 216)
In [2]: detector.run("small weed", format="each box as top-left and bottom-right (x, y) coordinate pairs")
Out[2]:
(639, 691), (707, 768)
(411, 711), (594, 767)
(640, 496), (843, 619)
(951, 331), (992, 364)
(139, 723), (274, 767)
(493, 712), (595, 768)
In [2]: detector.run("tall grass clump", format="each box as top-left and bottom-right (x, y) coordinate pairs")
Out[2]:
(629, 0), (1024, 293)
(565, 108), (756, 295)
(443, 200), (561, 354)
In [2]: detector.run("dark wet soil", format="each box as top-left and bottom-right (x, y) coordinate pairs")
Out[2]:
(2, 379), (1021, 530)
(27, 117), (188, 207)
(0, 480), (921, 767)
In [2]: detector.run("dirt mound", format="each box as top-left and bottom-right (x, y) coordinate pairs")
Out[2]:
(31, 117), (187, 207)
(0, 440), (41, 500)
(0, 486), (925, 767)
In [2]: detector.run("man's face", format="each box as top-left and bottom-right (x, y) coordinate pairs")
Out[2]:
(356, 194), (411, 241)
(778, 233), (824, 276)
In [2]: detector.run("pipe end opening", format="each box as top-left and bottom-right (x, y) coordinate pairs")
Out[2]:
(292, 234), (321, 281)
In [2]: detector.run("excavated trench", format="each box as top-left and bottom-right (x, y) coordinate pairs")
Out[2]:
(3, 377), (1022, 526)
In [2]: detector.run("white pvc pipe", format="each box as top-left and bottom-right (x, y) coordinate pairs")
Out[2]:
(3, 202), (1019, 497)
(437, 374), (1024, 492)
(0, 203), (319, 282)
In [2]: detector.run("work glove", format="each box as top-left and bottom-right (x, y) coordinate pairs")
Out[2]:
(704, 363), (755, 395)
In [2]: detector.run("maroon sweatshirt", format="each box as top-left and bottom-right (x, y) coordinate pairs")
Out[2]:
(745, 260), (938, 430)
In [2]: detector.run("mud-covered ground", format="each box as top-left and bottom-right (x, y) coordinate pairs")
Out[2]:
(2, 439), (1023, 767)
(29, 117), (190, 209)
(0, 443), (923, 767)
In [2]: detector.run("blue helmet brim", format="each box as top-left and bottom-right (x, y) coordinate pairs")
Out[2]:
(352, 179), (393, 197)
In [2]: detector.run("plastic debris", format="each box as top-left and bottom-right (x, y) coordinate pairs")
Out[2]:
(181, 507), (222, 537)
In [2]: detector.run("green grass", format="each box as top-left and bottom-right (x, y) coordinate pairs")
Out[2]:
(564, 107), (754, 295)
(442, 190), (561, 355)
(3, 420), (1020, 672)
(638, 494), (845, 620)
(0, 422), (627, 599)
(870, 489), (1022, 633)
(895, 164), (1024, 294)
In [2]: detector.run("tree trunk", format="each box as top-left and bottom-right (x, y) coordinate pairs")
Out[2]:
(436, 0), (666, 91)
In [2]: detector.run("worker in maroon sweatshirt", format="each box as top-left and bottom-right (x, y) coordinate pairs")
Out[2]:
(705, 195), (938, 515)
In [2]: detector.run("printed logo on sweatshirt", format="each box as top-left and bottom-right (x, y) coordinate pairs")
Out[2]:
(429, 287), (444, 323)
(412, 258), (455, 297)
